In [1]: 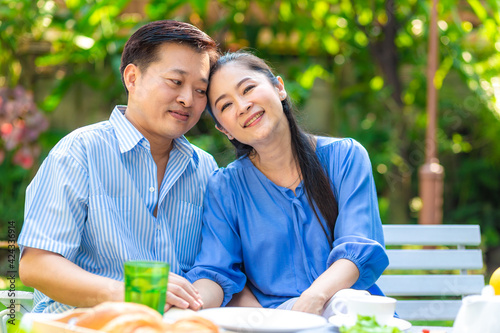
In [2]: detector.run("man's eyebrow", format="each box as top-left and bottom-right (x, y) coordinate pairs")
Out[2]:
(168, 68), (208, 84)
(169, 68), (187, 76)
(214, 77), (251, 107)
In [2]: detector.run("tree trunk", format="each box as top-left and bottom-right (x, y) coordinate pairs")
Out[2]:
(368, 0), (411, 224)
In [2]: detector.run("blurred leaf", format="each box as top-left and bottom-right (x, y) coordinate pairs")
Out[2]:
(279, 1), (292, 21)
(467, 0), (488, 21)
(190, 0), (209, 17)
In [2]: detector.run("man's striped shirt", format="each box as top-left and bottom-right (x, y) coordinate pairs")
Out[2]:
(18, 106), (217, 313)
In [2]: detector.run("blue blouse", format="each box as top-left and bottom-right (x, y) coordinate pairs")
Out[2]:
(186, 137), (388, 308)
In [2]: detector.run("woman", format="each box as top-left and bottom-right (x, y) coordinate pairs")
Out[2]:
(184, 52), (389, 317)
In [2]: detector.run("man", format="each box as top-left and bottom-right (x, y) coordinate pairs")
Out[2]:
(18, 20), (219, 313)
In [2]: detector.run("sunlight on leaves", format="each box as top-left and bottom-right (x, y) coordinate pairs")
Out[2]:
(370, 76), (384, 91)
(462, 21), (473, 32)
(434, 57), (454, 89)
(354, 30), (368, 47)
(312, 1), (329, 21)
(396, 32), (414, 47)
(279, 2), (292, 21)
(467, 0), (488, 21)
(65, 0), (82, 10)
(298, 64), (327, 90)
(74, 35), (95, 50)
(411, 19), (424, 36)
(323, 35), (339, 55)
(357, 8), (373, 26)
(89, 6), (121, 26)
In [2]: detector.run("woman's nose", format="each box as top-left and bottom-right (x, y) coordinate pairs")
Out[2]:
(238, 99), (252, 115)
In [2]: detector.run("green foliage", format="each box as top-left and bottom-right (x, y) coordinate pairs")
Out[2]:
(189, 0), (500, 245)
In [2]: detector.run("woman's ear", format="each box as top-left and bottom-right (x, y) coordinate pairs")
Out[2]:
(276, 76), (287, 101)
(215, 124), (234, 140)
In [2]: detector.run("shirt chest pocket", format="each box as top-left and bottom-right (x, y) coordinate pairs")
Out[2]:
(167, 200), (203, 264)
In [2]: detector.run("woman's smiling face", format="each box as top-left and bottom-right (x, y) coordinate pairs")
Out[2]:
(208, 62), (288, 147)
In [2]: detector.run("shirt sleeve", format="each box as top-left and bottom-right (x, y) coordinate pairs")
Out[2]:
(18, 143), (88, 262)
(185, 169), (246, 306)
(325, 139), (389, 290)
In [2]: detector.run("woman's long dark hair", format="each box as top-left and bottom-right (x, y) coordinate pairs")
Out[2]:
(207, 52), (338, 243)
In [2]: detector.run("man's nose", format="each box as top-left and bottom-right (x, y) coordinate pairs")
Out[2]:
(177, 87), (193, 107)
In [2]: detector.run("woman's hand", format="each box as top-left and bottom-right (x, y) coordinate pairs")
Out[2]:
(290, 290), (328, 315)
(165, 272), (203, 312)
(291, 259), (360, 315)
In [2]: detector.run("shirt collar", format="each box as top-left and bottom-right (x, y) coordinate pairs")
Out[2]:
(110, 106), (145, 153)
(109, 106), (200, 167)
(174, 135), (199, 168)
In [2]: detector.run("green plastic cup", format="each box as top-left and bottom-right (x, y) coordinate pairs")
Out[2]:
(124, 261), (169, 314)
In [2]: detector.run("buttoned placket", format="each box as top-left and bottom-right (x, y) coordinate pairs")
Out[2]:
(154, 143), (192, 272)
(138, 141), (162, 259)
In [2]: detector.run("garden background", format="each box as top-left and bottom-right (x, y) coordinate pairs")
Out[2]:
(1, 0), (500, 294)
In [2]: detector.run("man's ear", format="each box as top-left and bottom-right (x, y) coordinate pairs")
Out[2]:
(215, 124), (234, 140)
(276, 76), (287, 101)
(123, 64), (139, 93)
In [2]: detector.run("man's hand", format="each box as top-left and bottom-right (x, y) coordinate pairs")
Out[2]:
(165, 272), (203, 312)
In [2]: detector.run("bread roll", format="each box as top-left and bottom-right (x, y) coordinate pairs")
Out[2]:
(53, 302), (220, 333)
(73, 302), (163, 330)
(165, 316), (219, 333)
(99, 312), (166, 333)
(53, 308), (91, 324)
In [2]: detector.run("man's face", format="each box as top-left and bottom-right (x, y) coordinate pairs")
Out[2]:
(124, 43), (211, 144)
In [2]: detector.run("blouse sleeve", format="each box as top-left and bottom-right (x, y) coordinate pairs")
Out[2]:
(325, 139), (389, 290)
(185, 169), (246, 306)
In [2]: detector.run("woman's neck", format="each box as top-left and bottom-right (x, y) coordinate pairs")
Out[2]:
(250, 128), (301, 189)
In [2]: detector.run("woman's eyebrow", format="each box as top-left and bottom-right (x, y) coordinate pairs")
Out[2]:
(214, 77), (252, 107)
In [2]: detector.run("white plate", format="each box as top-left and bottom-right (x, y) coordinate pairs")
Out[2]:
(198, 307), (328, 332)
(328, 315), (412, 331)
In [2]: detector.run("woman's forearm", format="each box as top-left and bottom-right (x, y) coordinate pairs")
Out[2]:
(226, 285), (262, 307)
(291, 259), (360, 314)
(192, 278), (224, 308)
(305, 258), (360, 301)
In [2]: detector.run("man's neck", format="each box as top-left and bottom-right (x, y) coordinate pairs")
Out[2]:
(149, 137), (174, 161)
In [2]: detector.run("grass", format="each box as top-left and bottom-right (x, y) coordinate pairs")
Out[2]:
(410, 320), (454, 327)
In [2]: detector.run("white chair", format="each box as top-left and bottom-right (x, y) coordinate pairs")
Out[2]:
(378, 224), (484, 321)
(0, 290), (33, 333)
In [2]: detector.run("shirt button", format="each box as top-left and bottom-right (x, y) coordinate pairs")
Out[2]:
(149, 187), (155, 192)
(157, 225), (161, 230)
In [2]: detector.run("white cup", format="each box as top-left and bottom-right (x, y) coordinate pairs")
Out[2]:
(331, 295), (396, 326)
